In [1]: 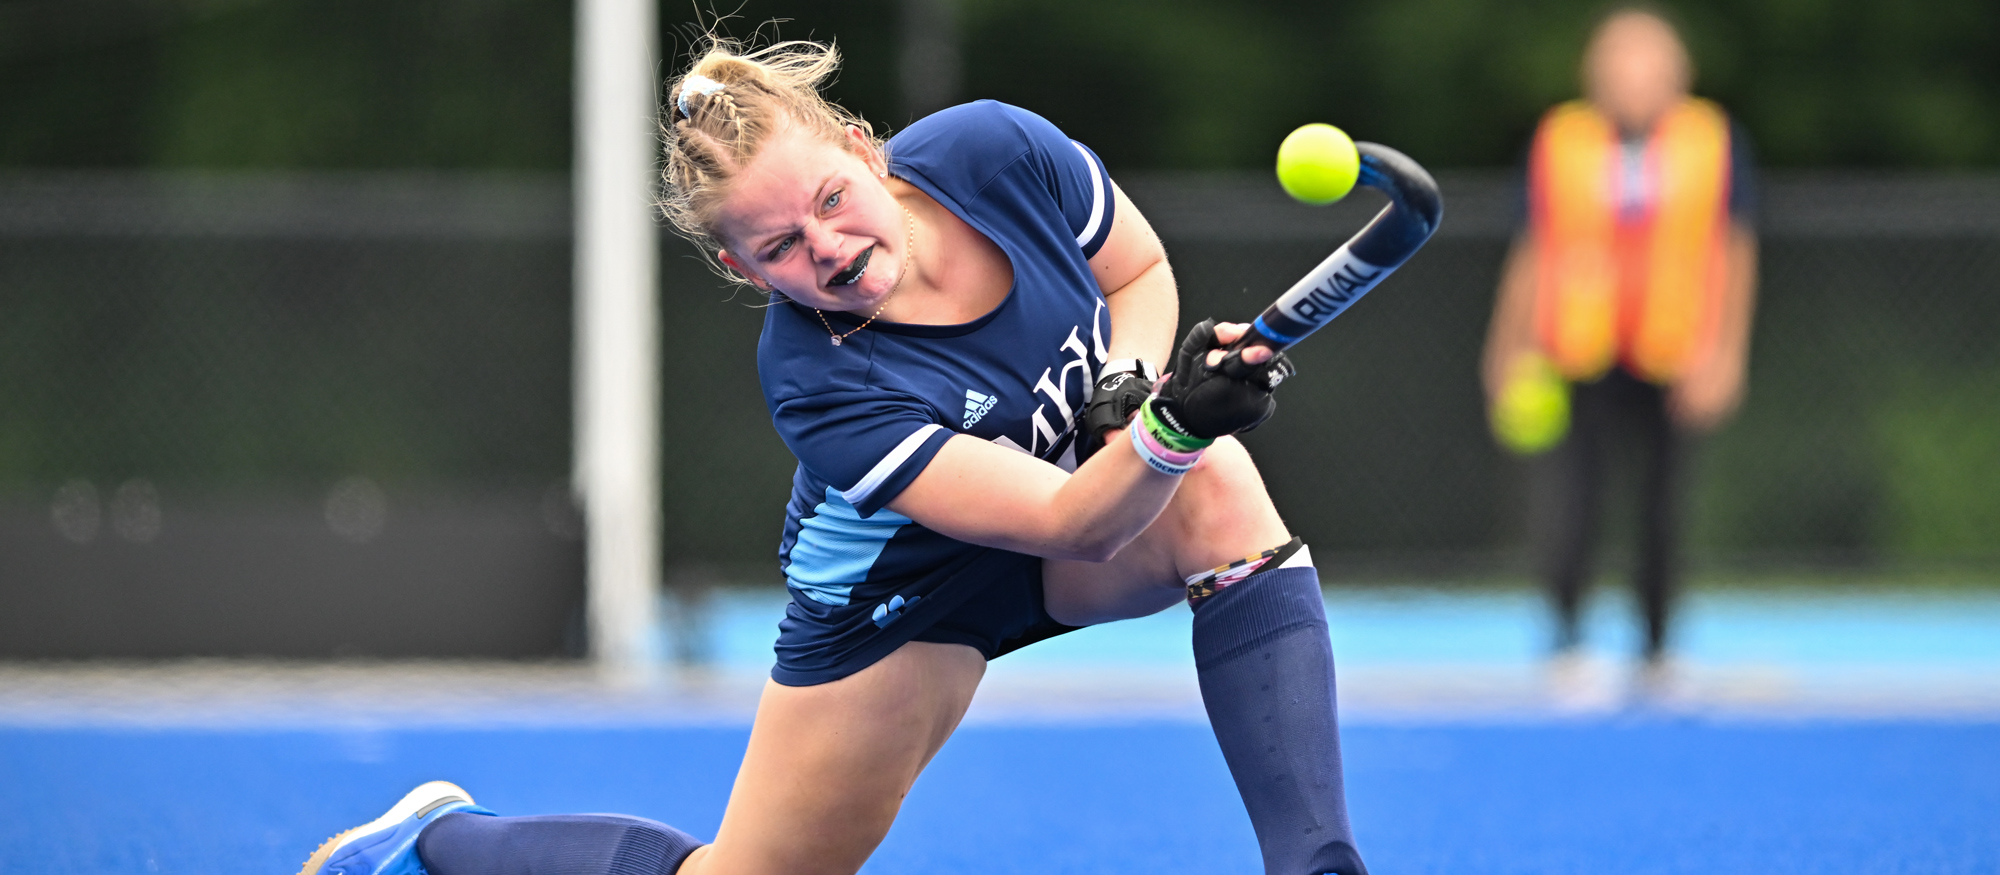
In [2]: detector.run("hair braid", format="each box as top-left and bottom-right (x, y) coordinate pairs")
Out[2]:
(714, 90), (746, 137)
(657, 35), (883, 275)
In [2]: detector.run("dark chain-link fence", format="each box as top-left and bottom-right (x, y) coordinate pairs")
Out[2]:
(2, 171), (1996, 639)
(0, 174), (586, 658)
(0, 173), (575, 491)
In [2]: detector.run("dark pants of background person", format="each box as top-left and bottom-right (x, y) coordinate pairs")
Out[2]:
(1536, 367), (1684, 661)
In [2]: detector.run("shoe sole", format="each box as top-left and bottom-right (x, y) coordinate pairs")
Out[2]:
(296, 780), (475, 875)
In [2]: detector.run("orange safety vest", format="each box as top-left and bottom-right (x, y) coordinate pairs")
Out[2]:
(1529, 98), (1732, 383)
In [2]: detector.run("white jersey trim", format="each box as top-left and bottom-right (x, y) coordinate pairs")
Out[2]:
(1070, 140), (1106, 248)
(840, 423), (948, 509)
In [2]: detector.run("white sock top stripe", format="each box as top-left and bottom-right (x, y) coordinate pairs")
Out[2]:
(1278, 543), (1313, 570)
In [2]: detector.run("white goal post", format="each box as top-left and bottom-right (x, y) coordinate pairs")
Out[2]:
(574, 0), (661, 682)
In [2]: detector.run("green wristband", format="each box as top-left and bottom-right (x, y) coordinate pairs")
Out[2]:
(1140, 397), (1215, 453)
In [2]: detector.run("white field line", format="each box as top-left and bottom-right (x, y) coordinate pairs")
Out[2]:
(3, 658), (1999, 728)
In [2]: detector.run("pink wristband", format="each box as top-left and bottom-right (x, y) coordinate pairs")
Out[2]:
(1130, 421), (1204, 475)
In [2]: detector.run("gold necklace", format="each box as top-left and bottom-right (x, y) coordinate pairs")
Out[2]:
(817, 207), (916, 347)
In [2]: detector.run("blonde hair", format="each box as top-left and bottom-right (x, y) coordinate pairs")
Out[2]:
(659, 37), (883, 255)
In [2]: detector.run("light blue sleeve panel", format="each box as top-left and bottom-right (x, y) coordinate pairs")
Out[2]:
(783, 487), (916, 607)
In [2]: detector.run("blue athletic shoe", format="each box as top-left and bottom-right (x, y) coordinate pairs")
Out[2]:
(297, 780), (493, 875)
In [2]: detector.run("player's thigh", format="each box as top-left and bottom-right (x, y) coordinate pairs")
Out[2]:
(1042, 437), (1291, 626)
(681, 641), (986, 875)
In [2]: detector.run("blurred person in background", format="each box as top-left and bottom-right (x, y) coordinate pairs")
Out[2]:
(1482, 6), (1759, 683)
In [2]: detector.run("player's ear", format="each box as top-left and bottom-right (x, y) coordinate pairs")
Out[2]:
(717, 250), (771, 290)
(846, 125), (887, 177)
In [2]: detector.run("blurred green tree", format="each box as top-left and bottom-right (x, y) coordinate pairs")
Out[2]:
(0, 0), (573, 169)
(3, 0), (1995, 169)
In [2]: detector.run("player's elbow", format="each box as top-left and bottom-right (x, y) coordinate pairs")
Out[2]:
(1066, 541), (1124, 564)
(987, 527), (1124, 563)
(1046, 526), (1132, 563)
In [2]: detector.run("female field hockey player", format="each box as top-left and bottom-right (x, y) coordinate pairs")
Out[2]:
(300, 37), (1369, 875)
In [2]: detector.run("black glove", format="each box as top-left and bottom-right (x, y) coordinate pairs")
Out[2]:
(1076, 370), (1154, 462)
(1150, 319), (1297, 440)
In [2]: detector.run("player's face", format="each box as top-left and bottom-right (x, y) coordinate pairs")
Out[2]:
(714, 125), (905, 313)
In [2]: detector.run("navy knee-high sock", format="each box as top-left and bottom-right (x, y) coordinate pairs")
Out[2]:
(417, 811), (704, 875)
(1192, 559), (1367, 875)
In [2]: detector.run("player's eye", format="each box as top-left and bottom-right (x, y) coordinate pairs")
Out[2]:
(823, 190), (842, 211)
(769, 236), (796, 258)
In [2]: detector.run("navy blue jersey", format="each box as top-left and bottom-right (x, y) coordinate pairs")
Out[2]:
(757, 101), (1118, 684)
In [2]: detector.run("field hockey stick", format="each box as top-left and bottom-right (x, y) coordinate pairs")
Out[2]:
(1228, 142), (1443, 357)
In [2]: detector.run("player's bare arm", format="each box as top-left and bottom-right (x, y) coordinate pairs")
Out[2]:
(1090, 182), (1178, 367)
(889, 319), (1268, 562)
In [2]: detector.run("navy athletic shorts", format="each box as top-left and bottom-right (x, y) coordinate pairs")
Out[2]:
(769, 547), (1081, 686)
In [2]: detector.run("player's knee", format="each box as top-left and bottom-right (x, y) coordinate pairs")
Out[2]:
(1171, 437), (1286, 549)
(1181, 438), (1265, 508)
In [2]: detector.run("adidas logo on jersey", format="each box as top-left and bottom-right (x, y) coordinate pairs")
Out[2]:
(963, 389), (998, 428)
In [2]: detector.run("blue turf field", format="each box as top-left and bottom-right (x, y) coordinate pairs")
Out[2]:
(4, 720), (1998, 874)
(7, 583), (1999, 873)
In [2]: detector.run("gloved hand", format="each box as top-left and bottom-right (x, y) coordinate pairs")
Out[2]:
(1076, 369), (1154, 461)
(1149, 319), (1296, 440)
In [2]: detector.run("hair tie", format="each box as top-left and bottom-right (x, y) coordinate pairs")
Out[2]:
(677, 75), (725, 119)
